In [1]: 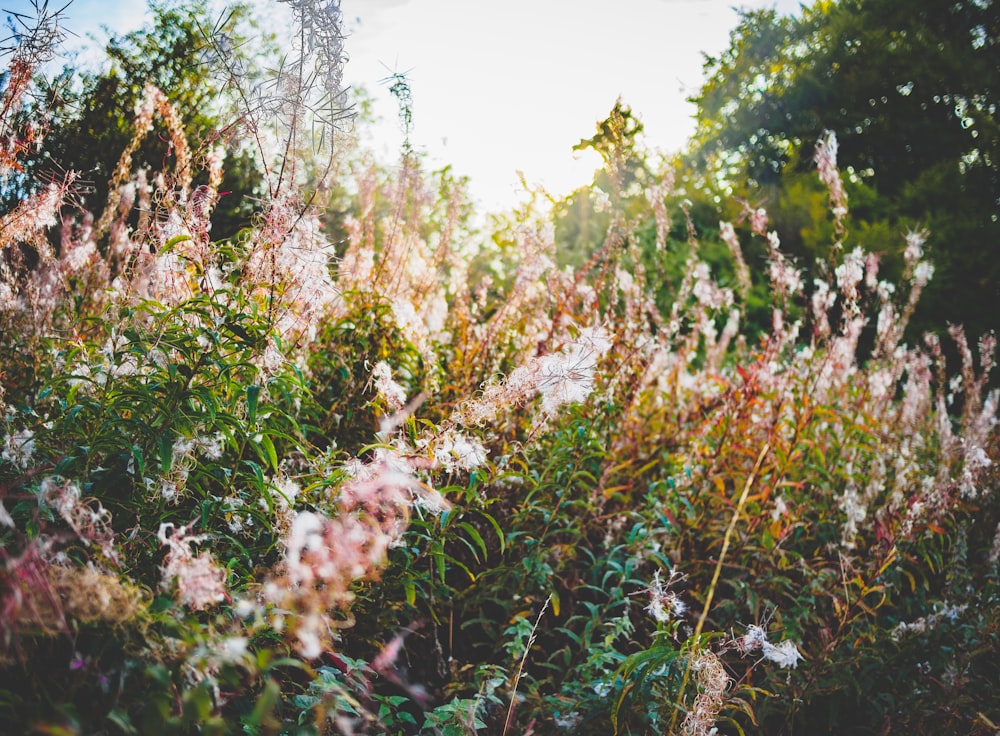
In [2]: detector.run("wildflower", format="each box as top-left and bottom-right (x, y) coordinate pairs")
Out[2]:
(245, 197), (340, 343)
(770, 495), (789, 522)
(296, 619), (324, 660)
(39, 477), (117, 562)
(159, 479), (180, 504)
(157, 523), (227, 610)
(762, 639), (804, 669)
(645, 569), (686, 623)
(431, 430), (489, 473)
(739, 624), (768, 654)
(173, 434), (224, 462)
(61, 232), (98, 273)
(370, 360), (408, 411)
(277, 0), (347, 103)
(0, 180), (66, 253)
(738, 623), (804, 669)
(337, 452), (449, 525)
(219, 636), (249, 663)
(2, 428), (36, 470)
(968, 445), (993, 471)
(835, 247), (866, 304)
(0, 281), (16, 311)
(284, 510), (390, 589)
(271, 477), (301, 509)
(765, 231), (803, 296)
(450, 325), (612, 426)
(903, 229), (927, 265)
(681, 650), (730, 736)
(913, 261), (935, 288)
(718, 221), (752, 296)
(891, 603), (968, 641)
(234, 598), (259, 618)
(156, 433), (225, 504)
(839, 485), (867, 549)
(409, 483), (450, 515)
(814, 130), (848, 225)
(255, 339), (286, 378)
(692, 261), (732, 311)
(534, 326), (612, 415)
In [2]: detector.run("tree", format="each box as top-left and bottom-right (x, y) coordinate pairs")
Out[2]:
(4, 0), (266, 240)
(689, 0), (1000, 343)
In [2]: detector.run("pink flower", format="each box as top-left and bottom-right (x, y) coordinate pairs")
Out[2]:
(814, 130), (848, 228)
(370, 361), (408, 411)
(157, 523), (226, 610)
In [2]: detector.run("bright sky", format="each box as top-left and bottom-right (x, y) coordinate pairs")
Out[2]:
(5, 0), (804, 211)
(343, 0), (804, 210)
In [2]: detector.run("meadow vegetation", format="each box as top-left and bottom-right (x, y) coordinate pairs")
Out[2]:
(0, 1), (997, 734)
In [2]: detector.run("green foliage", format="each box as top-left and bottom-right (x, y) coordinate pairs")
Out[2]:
(1, 2), (999, 735)
(6, 0), (264, 239)
(689, 0), (1000, 343)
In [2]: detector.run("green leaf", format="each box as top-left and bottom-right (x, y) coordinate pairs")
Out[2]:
(162, 233), (192, 252)
(130, 444), (145, 477)
(247, 384), (261, 427)
(458, 521), (488, 562)
(259, 433), (279, 473)
(225, 320), (253, 344)
(486, 517), (507, 555)
(105, 709), (137, 734)
(245, 678), (281, 729)
(404, 579), (417, 607)
(159, 434), (174, 473)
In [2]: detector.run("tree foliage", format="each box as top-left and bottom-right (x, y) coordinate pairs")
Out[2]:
(4, 0), (265, 240)
(690, 0), (1000, 342)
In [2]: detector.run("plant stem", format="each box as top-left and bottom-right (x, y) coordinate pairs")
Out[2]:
(502, 594), (551, 736)
(670, 442), (770, 734)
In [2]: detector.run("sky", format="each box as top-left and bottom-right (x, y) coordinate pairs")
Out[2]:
(4, 0), (805, 211)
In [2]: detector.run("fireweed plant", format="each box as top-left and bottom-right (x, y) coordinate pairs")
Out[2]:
(1, 2), (998, 735)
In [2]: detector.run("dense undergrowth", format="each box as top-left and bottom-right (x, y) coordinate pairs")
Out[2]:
(1, 2), (998, 735)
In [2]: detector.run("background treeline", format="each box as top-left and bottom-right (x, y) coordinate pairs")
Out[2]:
(7, 0), (998, 348)
(556, 0), (999, 354)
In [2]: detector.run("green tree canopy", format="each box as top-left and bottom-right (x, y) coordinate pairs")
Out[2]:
(690, 0), (1000, 342)
(4, 0), (265, 240)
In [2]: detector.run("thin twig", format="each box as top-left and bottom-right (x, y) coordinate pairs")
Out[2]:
(696, 443), (770, 638)
(503, 594), (552, 736)
(670, 442), (770, 734)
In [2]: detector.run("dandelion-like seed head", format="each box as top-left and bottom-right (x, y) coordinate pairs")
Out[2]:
(645, 569), (686, 623)
(762, 639), (804, 669)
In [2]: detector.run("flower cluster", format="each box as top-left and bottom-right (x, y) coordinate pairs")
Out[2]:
(681, 650), (731, 736)
(645, 569), (687, 623)
(737, 624), (804, 669)
(157, 523), (227, 610)
(1, 428), (35, 471)
(0, 10), (996, 730)
(452, 325), (612, 426)
(814, 129), (848, 236)
(262, 453), (447, 658)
